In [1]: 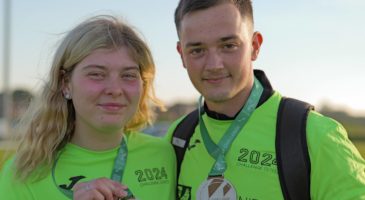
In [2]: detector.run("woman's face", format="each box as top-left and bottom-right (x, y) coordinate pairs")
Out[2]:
(64, 47), (142, 134)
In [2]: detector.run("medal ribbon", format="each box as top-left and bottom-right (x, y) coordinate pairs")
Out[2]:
(199, 77), (263, 176)
(52, 136), (135, 199)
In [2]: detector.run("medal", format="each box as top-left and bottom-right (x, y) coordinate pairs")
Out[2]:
(197, 176), (237, 200)
(196, 77), (263, 199)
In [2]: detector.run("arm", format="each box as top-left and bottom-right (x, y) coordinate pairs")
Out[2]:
(0, 158), (34, 200)
(308, 112), (365, 199)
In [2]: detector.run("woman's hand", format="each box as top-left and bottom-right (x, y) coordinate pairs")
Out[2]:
(73, 177), (131, 200)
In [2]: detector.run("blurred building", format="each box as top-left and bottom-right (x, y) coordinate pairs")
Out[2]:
(0, 89), (33, 139)
(143, 102), (196, 137)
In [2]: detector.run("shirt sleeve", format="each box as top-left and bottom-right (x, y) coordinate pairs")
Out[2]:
(163, 117), (186, 142)
(0, 158), (34, 200)
(308, 112), (365, 200)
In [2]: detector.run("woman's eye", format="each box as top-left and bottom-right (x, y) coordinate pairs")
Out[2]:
(88, 72), (105, 79)
(122, 73), (139, 80)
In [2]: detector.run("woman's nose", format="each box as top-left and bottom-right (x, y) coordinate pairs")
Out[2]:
(104, 77), (124, 97)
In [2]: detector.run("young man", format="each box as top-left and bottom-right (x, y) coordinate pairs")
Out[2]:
(166, 0), (365, 199)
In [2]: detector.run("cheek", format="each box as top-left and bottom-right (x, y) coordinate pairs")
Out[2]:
(227, 54), (249, 71)
(187, 69), (197, 79)
(184, 56), (200, 69)
(70, 79), (104, 98)
(186, 69), (202, 91)
(185, 59), (201, 77)
(124, 82), (143, 101)
(186, 68), (198, 82)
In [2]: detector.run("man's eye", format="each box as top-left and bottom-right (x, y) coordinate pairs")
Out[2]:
(189, 48), (205, 57)
(222, 43), (238, 50)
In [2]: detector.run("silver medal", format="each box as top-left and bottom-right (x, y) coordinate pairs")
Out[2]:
(196, 177), (237, 200)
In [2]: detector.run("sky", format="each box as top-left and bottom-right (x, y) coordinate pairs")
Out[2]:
(1, 0), (365, 116)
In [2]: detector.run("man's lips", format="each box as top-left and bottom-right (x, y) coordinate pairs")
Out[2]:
(203, 75), (230, 83)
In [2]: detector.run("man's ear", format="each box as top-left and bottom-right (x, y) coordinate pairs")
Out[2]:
(251, 31), (263, 61)
(176, 41), (187, 69)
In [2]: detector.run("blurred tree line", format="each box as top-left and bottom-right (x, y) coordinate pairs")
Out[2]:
(1, 89), (364, 140)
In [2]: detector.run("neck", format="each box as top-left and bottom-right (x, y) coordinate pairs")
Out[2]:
(205, 79), (254, 118)
(71, 127), (124, 151)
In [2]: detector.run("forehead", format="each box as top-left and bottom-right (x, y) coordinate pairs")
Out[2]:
(179, 3), (251, 45)
(77, 47), (138, 69)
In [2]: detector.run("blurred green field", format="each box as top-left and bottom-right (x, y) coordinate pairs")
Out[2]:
(353, 140), (365, 158)
(0, 141), (16, 169)
(343, 123), (365, 158)
(0, 150), (6, 169)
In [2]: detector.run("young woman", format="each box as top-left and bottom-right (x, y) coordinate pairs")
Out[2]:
(0, 15), (175, 200)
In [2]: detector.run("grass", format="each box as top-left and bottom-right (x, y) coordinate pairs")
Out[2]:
(0, 141), (16, 169)
(0, 150), (8, 169)
(353, 140), (365, 159)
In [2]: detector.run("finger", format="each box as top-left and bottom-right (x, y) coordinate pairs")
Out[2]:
(74, 183), (105, 200)
(110, 181), (129, 198)
(112, 182), (128, 190)
(91, 178), (119, 200)
(74, 178), (114, 200)
(73, 181), (87, 191)
(73, 178), (130, 200)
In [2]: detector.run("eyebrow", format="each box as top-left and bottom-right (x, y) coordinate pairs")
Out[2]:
(123, 66), (140, 72)
(81, 65), (105, 71)
(220, 35), (239, 42)
(184, 35), (240, 48)
(81, 65), (140, 72)
(185, 42), (202, 49)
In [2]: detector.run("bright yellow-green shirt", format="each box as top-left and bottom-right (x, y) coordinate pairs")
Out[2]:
(0, 132), (176, 200)
(166, 92), (365, 200)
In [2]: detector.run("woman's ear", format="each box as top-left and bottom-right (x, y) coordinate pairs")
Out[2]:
(251, 31), (263, 61)
(63, 90), (71, 100)
(61, 69), (72, 100)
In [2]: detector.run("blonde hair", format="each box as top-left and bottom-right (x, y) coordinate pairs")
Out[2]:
(13, 15), (163, 180)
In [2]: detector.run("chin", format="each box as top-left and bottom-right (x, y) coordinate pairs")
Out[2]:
(204, 92), (232, 103)
(99, 125), (125, 133)
(98, 120), (125, 130)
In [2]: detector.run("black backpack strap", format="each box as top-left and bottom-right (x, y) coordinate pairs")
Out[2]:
(171, 109), (199, 185)
(276, 97), (314, 200)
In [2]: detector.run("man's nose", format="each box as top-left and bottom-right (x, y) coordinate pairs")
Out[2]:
(205, 49), (223, 70)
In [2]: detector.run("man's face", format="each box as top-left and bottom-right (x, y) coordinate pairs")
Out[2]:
(177, 3), (262, 111)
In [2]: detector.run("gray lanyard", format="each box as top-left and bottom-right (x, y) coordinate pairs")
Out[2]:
(198, 77), (263, 176)
(51, 136), (134, 199)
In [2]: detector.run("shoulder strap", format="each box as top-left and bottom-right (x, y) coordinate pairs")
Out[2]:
(171, 109), (199, 182)
(276, 97), (314, 200)
(171, 98), (313, 199)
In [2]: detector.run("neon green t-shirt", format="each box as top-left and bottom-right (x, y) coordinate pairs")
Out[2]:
(166, 92), (365, 200)
(0, 131), (176, 200)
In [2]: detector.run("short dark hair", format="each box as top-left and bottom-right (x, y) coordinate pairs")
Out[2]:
(174, 0), (254, 37)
